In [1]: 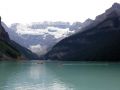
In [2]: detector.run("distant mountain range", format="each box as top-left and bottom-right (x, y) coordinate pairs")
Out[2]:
(4, 20), (92, 56)
(0, 18), (39, 60)
(45, 3), (120, 61)
(3, 3), (120, 61)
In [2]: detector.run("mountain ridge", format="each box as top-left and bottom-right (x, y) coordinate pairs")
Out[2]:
(45, 3), (120, 61)
(0, 18), (39, 60)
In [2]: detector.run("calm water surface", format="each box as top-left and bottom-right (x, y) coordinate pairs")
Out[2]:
(0, 61), (120, 90)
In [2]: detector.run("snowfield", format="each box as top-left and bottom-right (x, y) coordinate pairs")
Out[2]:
(3, 22), (75, 56)
(3, 20), (92, 56)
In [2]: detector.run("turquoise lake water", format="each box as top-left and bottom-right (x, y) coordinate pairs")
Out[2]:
(0, 61), (120, 90)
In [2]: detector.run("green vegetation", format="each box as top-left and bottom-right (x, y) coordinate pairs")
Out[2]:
(0, 40), (21, 58)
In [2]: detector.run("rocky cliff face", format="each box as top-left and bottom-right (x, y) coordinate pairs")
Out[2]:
(0, 17), (9, 40)
(0, 17), (39, 60)
(45, 3), (120, 61)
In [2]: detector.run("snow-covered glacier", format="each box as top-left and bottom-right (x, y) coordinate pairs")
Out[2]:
(3, 22), (74, 56)
(2, 20), (93, 56)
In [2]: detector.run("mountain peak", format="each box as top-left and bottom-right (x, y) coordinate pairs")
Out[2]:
(107, 3), (120, 14)
(95, 3), (120, 23)
(112, 3), (120, 9)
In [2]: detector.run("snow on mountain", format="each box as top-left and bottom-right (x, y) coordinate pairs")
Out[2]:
(29, 44), (47, 56)
(45, 3), (120, 61)
(3, 20), (93, 56)
(29, 21), (70, 29)
(5, 22), (74, 56)
(15, 25), (73, 38)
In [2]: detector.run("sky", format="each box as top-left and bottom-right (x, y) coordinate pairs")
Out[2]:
(0, 0), (120, 25)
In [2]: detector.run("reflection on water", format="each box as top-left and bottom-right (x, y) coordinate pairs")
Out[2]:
(30, 63), (46, 80)
(0, 61), (120, 90)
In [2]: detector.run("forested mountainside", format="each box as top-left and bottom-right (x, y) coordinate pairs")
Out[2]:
(45, 3), (120, 61)
(0, 17), (39, 60)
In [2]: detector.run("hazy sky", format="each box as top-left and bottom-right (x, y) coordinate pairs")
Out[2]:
(0, 0), (120, 25)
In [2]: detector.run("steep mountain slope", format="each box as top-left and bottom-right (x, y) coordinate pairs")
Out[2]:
(5, 20), (93, 56)
(0, 18), (39, 60)
(45, 3), (120, 61)
(4, 22), (74, 56)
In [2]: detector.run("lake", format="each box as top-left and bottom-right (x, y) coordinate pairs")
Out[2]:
(0, 61), (120, 90)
